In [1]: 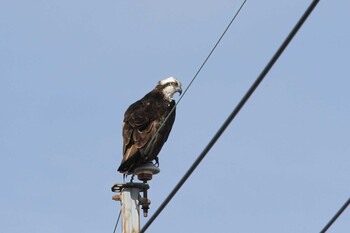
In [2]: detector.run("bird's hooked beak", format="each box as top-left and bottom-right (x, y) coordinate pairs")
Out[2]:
(177, 86), (182, 95)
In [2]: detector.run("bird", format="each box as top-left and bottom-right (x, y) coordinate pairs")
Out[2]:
(118, 77), (182, 177)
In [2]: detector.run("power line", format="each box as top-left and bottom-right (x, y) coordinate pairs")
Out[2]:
(320, 197), (350, 233)
(140, 0), (320, 232)
(112, 209), (121, 233)
(144, 0), (247, 155)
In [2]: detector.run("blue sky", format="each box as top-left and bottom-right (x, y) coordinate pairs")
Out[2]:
(1, 0), (350, 232)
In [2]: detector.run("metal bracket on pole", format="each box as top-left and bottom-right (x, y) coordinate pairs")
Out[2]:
(134, 162), (160, 217)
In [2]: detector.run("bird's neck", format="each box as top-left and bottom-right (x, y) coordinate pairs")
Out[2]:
(162, 92), (174, 102)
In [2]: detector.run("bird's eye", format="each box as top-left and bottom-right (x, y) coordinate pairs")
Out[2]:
(170, 82), (177, 86)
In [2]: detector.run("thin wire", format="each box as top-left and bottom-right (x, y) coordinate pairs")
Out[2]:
(140, 1), (320, 232)
(112, 209), (122, 233)
(320, 197), (350, 233)
(144, 0), (247, 155)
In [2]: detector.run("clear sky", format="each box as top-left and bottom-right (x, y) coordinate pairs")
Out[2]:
(1, 1), (350, 232)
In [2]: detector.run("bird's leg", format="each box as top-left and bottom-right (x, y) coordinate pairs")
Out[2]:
(130, 175), (135, 183)
(154, 157), (160, 167)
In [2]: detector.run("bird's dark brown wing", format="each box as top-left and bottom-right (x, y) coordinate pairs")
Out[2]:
(118, 100), (157, 173)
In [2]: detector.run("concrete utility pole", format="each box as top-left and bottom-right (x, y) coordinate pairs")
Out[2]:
(112, 163), (160, 233)
(121, 187), (140, 232)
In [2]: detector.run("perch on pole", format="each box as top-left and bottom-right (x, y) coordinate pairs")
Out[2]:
(112, 163), (160, 233)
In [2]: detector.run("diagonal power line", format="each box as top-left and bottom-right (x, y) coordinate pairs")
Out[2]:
(112, 209), (122, 233)
(320, 197), (350, 233)
(140, 0), (320, 232)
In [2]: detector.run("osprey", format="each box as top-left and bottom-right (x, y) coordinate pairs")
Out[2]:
(118, 77), (182, 175)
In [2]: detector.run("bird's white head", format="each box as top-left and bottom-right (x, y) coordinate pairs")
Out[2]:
(158, 77), (182, 101)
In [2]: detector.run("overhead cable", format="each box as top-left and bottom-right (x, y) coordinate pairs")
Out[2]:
(319, 197), (350, 233)
(140, 0), (320, 232)
(112, 209), (121, 233)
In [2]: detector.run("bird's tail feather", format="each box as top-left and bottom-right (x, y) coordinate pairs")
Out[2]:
(117, 154), (140, 174)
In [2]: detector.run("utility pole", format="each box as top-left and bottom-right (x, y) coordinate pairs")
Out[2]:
(112, 163), (160, 233)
